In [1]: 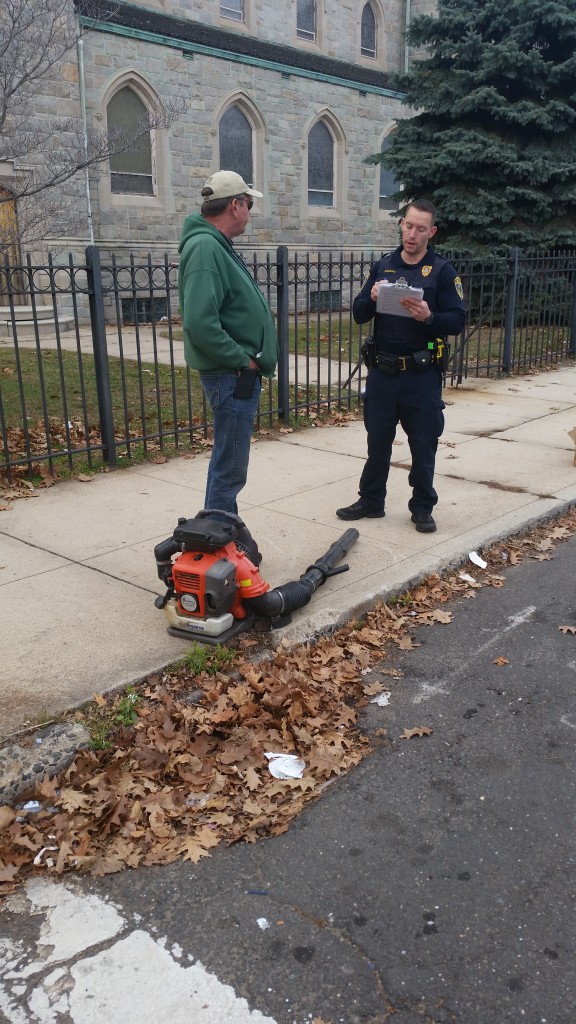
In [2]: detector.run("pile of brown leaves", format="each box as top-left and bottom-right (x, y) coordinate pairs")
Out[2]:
(0, 632), (378, 891)
(1, 507), (575, 895)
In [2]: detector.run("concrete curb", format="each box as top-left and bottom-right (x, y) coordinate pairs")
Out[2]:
(0, 724), (90, 806)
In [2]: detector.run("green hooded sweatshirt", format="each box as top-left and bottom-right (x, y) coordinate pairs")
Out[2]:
(178, 214), (278, 376)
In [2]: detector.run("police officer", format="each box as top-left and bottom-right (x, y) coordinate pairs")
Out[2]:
(337, 199), (465, 532)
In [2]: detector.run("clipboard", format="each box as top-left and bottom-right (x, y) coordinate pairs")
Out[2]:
(376, 279), (423, 317)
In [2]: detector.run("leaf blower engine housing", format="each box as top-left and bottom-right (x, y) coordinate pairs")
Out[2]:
(154, 511), (358, 645)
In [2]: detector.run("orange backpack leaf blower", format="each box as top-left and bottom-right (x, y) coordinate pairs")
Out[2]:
(154, 510), (359, 645)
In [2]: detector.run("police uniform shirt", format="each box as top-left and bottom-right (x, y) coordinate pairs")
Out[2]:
(353, 246), (465, 354)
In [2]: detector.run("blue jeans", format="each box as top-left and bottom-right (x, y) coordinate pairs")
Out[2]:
(199, 372), (262, 515)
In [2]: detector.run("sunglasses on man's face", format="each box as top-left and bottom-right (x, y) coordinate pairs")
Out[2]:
(237, 196), (253, 211)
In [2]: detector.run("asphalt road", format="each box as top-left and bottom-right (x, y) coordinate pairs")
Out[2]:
(2, 530), (575, 1024)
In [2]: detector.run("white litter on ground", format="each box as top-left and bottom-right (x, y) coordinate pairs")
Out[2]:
(264, 753), (305, 779)
(369, 691), (391, 707)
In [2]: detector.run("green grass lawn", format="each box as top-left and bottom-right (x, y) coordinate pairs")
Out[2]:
(0, 347), (204, 428)
(0, 346), (214, 438)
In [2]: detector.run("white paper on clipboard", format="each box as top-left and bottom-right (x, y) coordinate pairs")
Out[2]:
(376, 280), (424, 317)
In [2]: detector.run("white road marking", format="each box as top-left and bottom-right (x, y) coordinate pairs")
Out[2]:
(0, 879), (277, 1024)
(472, 606), (537, 658)
(412, 606), (537, 703)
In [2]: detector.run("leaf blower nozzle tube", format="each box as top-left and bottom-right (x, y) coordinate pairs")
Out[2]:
(154, 537), (181, 587)
(245, 528), (360, 620)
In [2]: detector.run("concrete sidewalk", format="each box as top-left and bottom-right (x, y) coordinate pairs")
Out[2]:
(1, 366), (575, 741)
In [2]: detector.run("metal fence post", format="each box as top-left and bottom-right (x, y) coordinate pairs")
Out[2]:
(502, 247), (520, 374)
(569, 257), (576, 358)
(86, 245), (116, 467)
(276, 244), (290, 424)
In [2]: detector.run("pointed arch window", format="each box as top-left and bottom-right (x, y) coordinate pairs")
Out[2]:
(219, 106), (253, 185)
(107, 87), (153, 195)
(361, 4), (377, 59)
(379, 137), (399, 210)
(297, 0), (316, 41)
(308, 121), (333, 207)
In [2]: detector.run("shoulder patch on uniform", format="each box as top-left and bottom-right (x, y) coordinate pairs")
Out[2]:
(421, 265), (432, 277)
(454, 275), (464, 300)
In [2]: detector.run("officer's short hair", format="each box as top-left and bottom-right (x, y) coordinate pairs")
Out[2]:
(407, 199), (437, 224)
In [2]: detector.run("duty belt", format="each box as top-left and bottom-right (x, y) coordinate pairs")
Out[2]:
(375, 352), (413, 372)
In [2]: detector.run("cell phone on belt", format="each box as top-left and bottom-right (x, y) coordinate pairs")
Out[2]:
(233, 367), (260, 399)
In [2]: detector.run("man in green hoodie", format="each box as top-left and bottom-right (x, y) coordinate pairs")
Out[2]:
(178, 170), (278, 515)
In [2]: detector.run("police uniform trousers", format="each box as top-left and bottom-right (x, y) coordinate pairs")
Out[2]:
(359, 362), (445, 514)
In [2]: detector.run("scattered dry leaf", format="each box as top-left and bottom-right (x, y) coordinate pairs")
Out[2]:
(399, 726), (433, 739)
(535, 538), (554, 552)
(428, 609), (453, 624)
(394, 635), (420, 650)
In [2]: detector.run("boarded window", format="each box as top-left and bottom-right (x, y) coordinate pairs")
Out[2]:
(219, 106), (253, 185)
(308, 122), (333, 207)
(108, 88), (153, 196)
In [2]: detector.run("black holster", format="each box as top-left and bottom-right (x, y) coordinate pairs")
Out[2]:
(360, 335), (377, 369)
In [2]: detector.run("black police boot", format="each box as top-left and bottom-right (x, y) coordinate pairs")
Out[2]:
(411, 510), (437, 533)
(336, 500), (385, 521)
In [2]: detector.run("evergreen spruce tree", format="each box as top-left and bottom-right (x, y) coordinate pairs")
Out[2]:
(374, 0), (576, 250)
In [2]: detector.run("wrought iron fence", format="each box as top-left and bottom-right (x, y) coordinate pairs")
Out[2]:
(445, 248), (576, 382)
(1, 245), (575, 480)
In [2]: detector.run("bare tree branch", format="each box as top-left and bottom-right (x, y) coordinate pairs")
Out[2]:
(0, 0), (186, 253)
